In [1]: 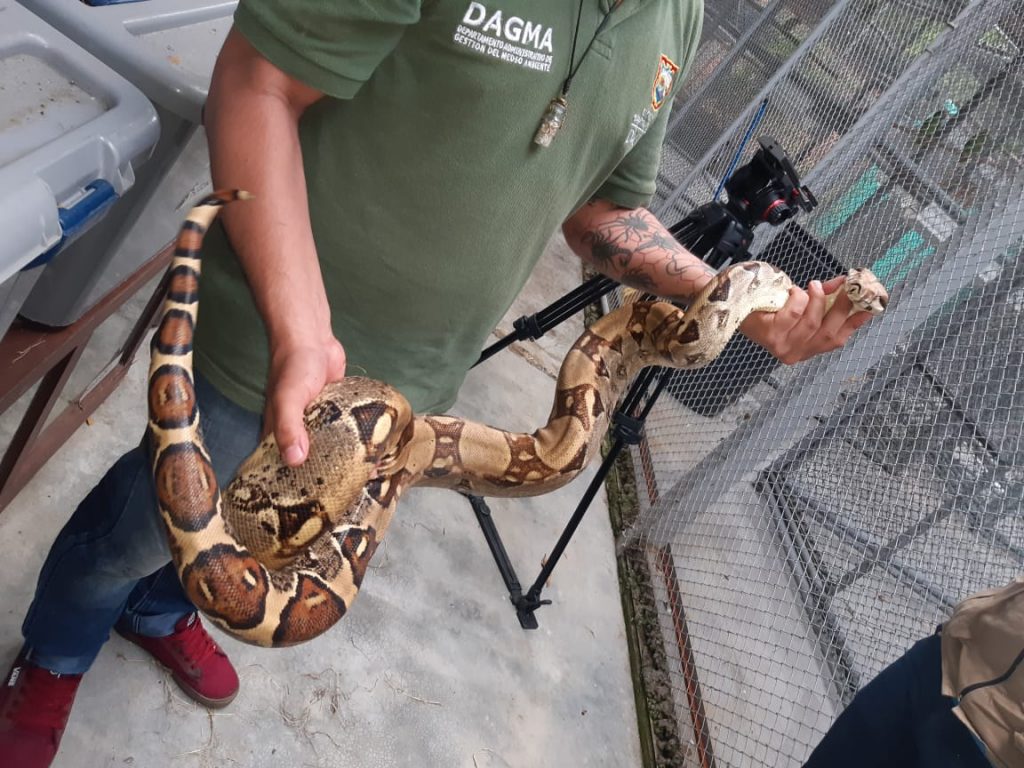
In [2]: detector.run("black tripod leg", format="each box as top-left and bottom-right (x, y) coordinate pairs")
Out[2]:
(473, 275), (618, 368)
(510, 369), (663, 627)
(464, 366), (670, 629)
(513, 438), (629, 626)
(465, 494), (529, 613)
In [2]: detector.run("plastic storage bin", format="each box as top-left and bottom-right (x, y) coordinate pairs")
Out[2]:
(0, 0), (159, 339)
(16, 0), (236, 327)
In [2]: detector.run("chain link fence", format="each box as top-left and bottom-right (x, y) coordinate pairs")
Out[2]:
(615, 0), (1024, 765)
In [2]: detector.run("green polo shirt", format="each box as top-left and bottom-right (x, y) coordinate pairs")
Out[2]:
(194, 0), (703, 413)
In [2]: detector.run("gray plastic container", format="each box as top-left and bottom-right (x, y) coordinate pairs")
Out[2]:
(0, 0), (159, 338)
(16, 0), (236, 327)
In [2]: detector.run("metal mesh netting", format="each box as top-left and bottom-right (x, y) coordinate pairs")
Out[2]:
(615, 0), (1024, 766)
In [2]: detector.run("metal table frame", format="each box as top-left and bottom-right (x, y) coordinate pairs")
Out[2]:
(0, 244), (173, 511)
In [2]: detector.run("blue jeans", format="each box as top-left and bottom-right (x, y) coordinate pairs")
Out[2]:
(20, 372), (261, 675)
(803, 634), (992, 768)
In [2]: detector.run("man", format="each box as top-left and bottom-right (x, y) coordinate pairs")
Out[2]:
(0, 0), (876, 765)
(803, 578), (1024, 768)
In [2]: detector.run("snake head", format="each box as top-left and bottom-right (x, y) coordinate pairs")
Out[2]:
(845, 268), (889, 316)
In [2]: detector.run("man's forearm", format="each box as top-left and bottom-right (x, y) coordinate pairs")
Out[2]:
(563, 199), (877, 366)
(204, 30), (331, 353)
(562, 198), (715, 301)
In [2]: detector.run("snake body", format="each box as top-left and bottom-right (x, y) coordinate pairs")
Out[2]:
(148, 191), (888, 647)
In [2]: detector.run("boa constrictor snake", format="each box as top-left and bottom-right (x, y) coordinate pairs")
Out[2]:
(148, 191), (888, 647)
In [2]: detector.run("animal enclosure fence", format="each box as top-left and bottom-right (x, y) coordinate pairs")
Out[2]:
(616, 0), (1024, 765)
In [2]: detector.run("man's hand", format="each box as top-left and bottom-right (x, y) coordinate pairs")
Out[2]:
(265, 336), (347, 467)
(738, 275), (874, 364)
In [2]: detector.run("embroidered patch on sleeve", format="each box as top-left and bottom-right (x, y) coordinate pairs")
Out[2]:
(651, 54), (680, 111)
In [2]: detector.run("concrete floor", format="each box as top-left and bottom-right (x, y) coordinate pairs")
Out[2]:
(0, 236), (642, 767)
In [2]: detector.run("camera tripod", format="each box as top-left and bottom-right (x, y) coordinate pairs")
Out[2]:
(465, 137), (817, 628)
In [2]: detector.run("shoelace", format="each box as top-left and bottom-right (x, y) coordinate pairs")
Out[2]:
(170, 615), (222, 669)
(8, 668), (80, 731)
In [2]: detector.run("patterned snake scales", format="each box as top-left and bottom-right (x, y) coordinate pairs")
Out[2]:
(148, 191), (888, 647)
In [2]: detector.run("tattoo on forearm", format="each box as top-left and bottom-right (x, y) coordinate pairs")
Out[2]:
(584, 231), (633, 270)
(580, 207), (715, 299)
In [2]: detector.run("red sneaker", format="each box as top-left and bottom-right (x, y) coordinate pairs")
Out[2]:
(117, 613), (239, 708)
(0, 652), (83, 768)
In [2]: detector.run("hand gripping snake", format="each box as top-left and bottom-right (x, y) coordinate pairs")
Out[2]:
(148, 191), (888, 647)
